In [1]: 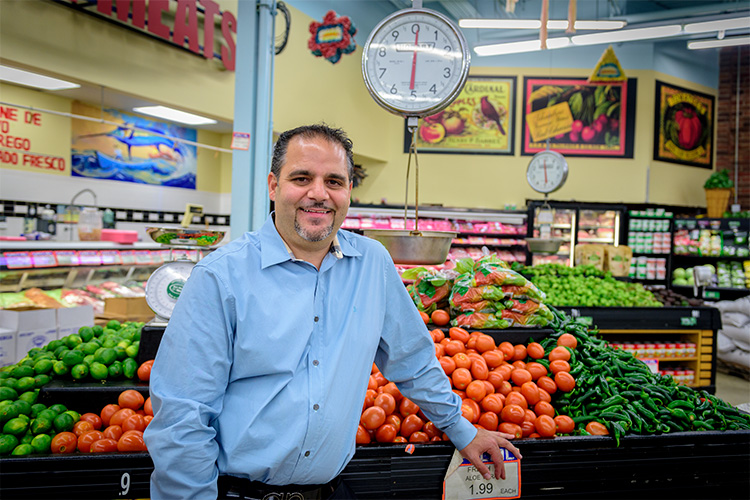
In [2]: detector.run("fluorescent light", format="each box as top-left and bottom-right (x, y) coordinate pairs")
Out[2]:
(684, 17), (750, 33)
(573, 20), (627, 30)
(688, 36), (750, 49)
(475, 37), (571, 56)
(459, 19), (626, 30)
(133, 106), (217, 125)
(571, 25), (682, 45)
(461, 19), (541, 29)
(0, 65), (80, 90)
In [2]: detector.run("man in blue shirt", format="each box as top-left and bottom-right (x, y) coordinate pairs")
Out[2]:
(144, 124), (522, 499)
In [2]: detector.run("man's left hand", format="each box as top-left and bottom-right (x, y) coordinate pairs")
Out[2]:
(459, 428), (523, 480)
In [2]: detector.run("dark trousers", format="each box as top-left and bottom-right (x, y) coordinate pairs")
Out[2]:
(217, 475), (357, 500)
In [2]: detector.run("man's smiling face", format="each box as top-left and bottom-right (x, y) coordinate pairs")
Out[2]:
(268, 135), (352, 254)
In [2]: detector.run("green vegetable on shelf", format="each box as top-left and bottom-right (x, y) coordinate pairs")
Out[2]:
(704, 169), (734, 189)
(155, 232), (178, 244)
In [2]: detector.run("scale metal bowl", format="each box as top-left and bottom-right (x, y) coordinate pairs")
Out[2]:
(362, 229), (456, 265)
(146, 227), (226, 247)
(526, 237), (564, 254)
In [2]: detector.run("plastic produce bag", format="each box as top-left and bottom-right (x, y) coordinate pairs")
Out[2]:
(403, 267), (457, 314)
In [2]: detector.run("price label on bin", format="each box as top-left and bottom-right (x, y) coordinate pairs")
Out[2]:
(443, 450), (520, 500)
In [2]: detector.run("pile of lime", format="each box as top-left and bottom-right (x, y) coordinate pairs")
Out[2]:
(0, 320), (143, 456)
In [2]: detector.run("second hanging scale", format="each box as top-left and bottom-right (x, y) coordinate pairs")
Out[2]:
(360, 2), (470, 265)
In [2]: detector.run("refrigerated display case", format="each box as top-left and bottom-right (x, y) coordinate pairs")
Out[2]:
(526, 201), (627, 266)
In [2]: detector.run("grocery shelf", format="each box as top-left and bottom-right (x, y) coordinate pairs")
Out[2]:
(557, 306), (721, 330)
(2, 430), (748, 499)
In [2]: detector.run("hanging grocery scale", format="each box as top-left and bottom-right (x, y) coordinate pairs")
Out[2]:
(360, 1), (470, 264)
(144, 204), (226, 324)
(526, 140), (569, 254)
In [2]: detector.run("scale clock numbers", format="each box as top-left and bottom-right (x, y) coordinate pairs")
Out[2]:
(526, 150), (569, 194)
(362, 8), (470, 117)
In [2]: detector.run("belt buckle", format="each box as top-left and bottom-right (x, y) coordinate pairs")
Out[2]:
(261, 493), (307, 500)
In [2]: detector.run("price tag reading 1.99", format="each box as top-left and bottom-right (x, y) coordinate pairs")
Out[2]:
(443, 450), (521, 500)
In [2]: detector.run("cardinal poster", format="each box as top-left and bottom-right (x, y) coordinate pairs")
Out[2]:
(404, 76), (516, 155)
(521, 76), (636, 158)
(653, 80), (714, 169)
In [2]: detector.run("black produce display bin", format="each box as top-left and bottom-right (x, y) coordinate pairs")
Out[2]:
(1, 430), (748, 499)
(557, 306), (722, 331)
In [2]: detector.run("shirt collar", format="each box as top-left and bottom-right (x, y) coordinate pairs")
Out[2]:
(259, 213), (359, 269)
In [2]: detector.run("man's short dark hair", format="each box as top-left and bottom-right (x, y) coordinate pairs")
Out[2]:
(270, 124), (355, 181)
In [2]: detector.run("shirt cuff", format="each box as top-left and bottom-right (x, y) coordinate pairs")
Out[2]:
(442, 416), (477, 451)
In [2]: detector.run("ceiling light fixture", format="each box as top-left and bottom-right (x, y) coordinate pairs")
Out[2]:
(688, 36), (750, 49)
(459, 19), (626, 30)
(571, 25), (682, 45)
(684, 17), (750, 34)
(0, 65), (80, 91)
(133, 106), (217, 125)
(474, 37), (571, 56)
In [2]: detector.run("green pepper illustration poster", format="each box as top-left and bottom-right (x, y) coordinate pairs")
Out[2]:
(521, 77), (636, 158)
(404, 76), (516, 155)
(653, 80), (714, 169)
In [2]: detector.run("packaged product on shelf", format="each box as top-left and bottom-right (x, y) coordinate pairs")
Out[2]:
(402, 267), (458, 314)
(574, 244), (606, 270)
(604, 245), (632, 277)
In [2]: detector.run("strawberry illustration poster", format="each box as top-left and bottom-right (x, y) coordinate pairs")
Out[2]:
(521, 77), (636, 158)
(404, 76), (516, 155)
(653, 80), (714, 169)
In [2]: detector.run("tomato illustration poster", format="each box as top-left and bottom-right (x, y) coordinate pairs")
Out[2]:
(404, 76), (516, 155)
(521, 77), (636, 158)
(653, 80), (714, 169)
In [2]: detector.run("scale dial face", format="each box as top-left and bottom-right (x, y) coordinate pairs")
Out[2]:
(144, 260), (195, 321)
(526, 150), (569, 194)
(362, 8), (470, 117)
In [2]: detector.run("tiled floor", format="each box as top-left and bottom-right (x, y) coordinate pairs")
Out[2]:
(715, 371), (750, 407)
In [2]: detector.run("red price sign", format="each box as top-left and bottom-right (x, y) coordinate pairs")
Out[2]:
(31, 251), (58, 268)
(100, 250), (122, 265)
(78, 250), (102, 266)
(4, 252), (33, 269)
(54, 250), (80, 266)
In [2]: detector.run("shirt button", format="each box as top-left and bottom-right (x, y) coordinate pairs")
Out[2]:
(313, 360), (319, 366)
(313, 404), (319, 411)
(304, 451), (310, 457)
(314, 316), (319, 322)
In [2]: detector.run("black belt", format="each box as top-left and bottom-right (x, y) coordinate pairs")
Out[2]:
(217, 475), (340, 500)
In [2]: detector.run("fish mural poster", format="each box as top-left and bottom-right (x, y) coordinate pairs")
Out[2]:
(653, 80), (714, 169)
(404, 76), (516, 155)
(521, 77), (636, 158)
(71, 102), (197, 189)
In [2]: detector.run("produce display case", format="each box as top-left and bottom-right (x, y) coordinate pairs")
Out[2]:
(346, 204), (528, 265)
(558, 306), (721, 390)
(2, 431), (748, 499)
(670, 218), (750, 301)
(526, 201), (627, 267)
(623, 209), (673, 284)
(0, 309), (744, 499)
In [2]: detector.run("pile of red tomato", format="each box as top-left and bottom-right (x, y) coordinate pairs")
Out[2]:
(50, 389), (151, 454)
(357, 327), (578, 445)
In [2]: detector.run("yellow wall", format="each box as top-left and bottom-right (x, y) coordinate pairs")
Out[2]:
(0, 0), (715, 210)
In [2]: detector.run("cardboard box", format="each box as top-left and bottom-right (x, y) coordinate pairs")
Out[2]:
(0, 327), (16, 368)
(0, 307), (58, 363)
(57, 305), (95, 339)
(104, 297), (154, 323)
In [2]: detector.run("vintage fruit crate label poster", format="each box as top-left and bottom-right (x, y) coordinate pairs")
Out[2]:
(405, 76), (517, 155)
(521, 77), (636, 158)
(653, 80), (714, 169)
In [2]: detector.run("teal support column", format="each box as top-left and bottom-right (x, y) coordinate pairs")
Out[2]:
(230, 0), (276, 239)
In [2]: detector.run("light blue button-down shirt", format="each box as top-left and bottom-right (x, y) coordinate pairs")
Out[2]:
(144, 214), (476, 499)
